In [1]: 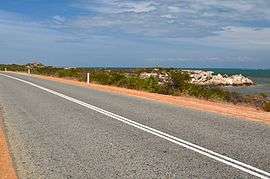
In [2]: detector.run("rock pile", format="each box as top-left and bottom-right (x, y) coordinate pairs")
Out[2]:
(140, 71), (170, 84)
(185, 70), (254, 86)
(140, 69), (254, 86)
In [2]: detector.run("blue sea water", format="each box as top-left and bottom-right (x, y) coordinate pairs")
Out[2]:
(188, 68), (270, 95)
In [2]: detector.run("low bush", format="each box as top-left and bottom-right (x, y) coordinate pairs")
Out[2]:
(183, 84), (231, 101)
(169, 71), (190, 92)
(55, 69), (81, 78)
(3, 64), (269, 112)
(259, 93), (268, 98)
(91, 71), (112, 85)
(0, 64), (26, 72)
(33, 67), (60, 76)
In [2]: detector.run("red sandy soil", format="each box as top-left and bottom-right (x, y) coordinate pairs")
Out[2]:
(0, 108), (17, 179)
(8, 72), (270, 125)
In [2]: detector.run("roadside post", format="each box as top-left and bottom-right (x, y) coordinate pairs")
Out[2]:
(87, 73), (90, 84)
(4, 68), (7, 72)
(28, 69), (31, 75)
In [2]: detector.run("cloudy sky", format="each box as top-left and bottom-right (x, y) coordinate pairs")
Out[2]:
(0, 0), (270, 68)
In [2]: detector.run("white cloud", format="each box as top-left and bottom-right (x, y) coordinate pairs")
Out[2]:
(53, 15), (66, 24)
(67, 0), (270, 39)
(121, 2), (157, 13)
(168, 6), (180, 13)
(211, 26), (270, 46)
(2, 1), (270, 56)
(77, 1), (157, 14)
(180, 26), (270, 50)
(1, 2), (270, 67)
(161, 14), (175, 19)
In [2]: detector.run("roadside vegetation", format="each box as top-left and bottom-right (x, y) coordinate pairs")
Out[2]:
(1, 63), (269, 112)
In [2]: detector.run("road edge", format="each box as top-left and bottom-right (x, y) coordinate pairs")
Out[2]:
(0, 106), (17, 179)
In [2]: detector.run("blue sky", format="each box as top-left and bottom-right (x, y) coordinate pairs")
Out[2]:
(0, 0), (270, 68)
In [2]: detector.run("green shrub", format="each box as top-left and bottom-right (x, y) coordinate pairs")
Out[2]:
(183, 84), (231, 101)
(90, 71), (162, 93)
(0, 64), (26, 72)
(259, 93), (268, 98)
(33, 67), (60, 76)
(169, 71), (190, 92)
(116, 76), (161, 92)
(156, 84), (174, 95)
(91, 71), (112, 84)
(55, 69), (82, 79)
(225, 92), (245, 104)
(109, 72), (126, 85)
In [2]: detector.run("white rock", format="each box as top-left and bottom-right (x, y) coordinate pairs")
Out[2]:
(186, 70), (254, 86)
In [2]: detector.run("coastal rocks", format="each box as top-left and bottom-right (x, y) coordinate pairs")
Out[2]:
(140, 69), (254, 86)
(187, 70), (214, 84)
(186, 70), (254, 86)
(140, 70), (170, 84)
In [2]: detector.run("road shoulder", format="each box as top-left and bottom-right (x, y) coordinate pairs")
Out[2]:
(0, 106), (17, 179)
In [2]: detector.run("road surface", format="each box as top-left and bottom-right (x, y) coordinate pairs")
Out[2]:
(0, 73), (269, 178)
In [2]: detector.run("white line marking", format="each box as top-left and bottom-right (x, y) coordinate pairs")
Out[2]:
(1, 73), (270, 179)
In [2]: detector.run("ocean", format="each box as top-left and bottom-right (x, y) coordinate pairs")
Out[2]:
(200, 68), (270, 95)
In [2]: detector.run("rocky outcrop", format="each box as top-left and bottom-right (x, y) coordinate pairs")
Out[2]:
(140, 71), (170, 84)
(140, 69), (254, 86)
(185, 70), (254, 86)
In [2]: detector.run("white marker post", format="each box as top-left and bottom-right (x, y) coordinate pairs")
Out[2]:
(87, 73), (90, 84)
(4, 68), (7, 72)
(28, 69), (31, 75)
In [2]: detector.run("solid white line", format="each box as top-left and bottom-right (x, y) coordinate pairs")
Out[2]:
(1, 73), (270, 179)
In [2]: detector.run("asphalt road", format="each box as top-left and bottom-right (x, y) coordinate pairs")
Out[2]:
(0, 72), (269, 179)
